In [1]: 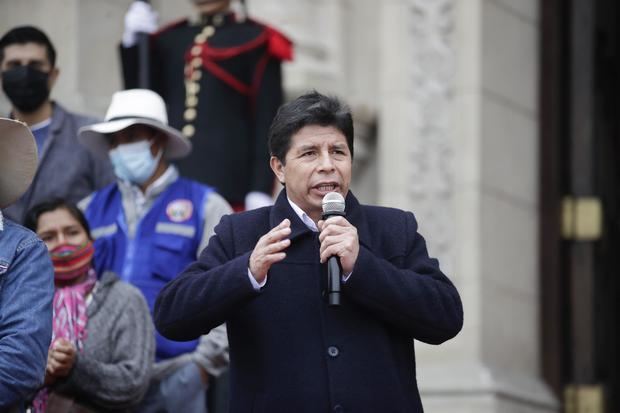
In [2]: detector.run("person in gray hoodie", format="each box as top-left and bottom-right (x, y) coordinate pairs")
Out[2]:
(24, 199), (154, 412)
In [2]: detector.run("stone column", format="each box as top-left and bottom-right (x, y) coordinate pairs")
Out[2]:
(378, 0), (559, 411)
(250, 0), (380, 203)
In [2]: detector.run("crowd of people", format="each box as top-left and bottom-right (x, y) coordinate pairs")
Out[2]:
(0, 1), (463, 412)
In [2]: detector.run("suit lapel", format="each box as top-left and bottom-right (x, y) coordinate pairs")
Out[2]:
(269, 189), (313, 242)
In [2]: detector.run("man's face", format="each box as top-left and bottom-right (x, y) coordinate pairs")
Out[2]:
(1, 42), (52, 72)
(0, 42), (57, 88)
(0, 42), (58, 112)
(270, 125), (352, 222)
(107, 124), (164, 156)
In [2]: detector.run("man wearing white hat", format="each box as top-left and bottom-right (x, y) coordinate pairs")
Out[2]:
(0, 118), (54, 412)
(78, 89), (230, 412)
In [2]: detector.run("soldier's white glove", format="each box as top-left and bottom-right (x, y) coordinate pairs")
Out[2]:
(122, 1), (159, 47)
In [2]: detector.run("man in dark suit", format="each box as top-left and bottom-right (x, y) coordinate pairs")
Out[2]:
(154, 91), (463, 412)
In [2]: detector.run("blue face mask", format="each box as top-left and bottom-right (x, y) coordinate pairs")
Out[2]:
(109, 140), (162, 184)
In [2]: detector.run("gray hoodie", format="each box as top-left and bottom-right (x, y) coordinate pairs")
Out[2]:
(48, 272), (155, 412)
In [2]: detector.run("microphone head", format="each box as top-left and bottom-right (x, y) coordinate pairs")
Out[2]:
(322, 192), (346, 216)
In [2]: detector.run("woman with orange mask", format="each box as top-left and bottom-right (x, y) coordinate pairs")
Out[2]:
(24, 199), (155, 412)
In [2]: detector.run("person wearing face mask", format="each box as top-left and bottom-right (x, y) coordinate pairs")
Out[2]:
(0, 26), (115, 224)
(23, 199), (154, 412)
(120, 0), (292, 211)
(78, 88), (231, 413)
(0, 118), (54, 413)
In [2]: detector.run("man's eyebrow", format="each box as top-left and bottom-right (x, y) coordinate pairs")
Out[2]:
(5, 57), (46, 64)
(295, 143), (319, 151)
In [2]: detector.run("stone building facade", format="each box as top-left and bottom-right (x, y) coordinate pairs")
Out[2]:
(0, 0), (559, 411)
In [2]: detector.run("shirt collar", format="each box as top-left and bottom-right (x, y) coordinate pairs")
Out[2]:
(118, 165), (179, 220)
(271, 189), (372, 251)
(30, 117), (52, 131)
(144, 164), (178, 198)
(287, 197), (318, 232)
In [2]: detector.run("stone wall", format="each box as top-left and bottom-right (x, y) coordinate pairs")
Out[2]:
(0, 0), (558, 410)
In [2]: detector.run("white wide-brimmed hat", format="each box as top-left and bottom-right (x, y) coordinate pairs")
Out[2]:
(0, 118), (38, 208)
(78, 89), (191, 160)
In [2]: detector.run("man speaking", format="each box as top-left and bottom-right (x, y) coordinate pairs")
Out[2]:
(154, 91), (463, 412)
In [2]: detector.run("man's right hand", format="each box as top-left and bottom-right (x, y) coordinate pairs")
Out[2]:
(122, 1), (159, 47)
(249, 219), (291, 284)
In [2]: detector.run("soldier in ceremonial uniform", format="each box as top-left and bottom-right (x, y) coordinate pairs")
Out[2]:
(120, 0), (293, 211)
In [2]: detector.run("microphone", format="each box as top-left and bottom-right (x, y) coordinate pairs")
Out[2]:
(321, 192), (346, 306)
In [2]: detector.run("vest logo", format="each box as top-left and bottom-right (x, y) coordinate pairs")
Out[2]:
(166, 199), (194, 223)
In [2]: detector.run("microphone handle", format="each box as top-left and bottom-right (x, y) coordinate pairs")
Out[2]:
(328, 256), (341, 306)
(322, 211), (345, 307)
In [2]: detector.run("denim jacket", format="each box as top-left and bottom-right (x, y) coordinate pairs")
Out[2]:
(0, 210), (54, 412)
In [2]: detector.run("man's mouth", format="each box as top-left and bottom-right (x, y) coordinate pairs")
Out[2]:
(314, 183), (338, 192)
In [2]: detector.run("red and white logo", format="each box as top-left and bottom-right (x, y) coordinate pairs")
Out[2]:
(166, 199), (193, 223)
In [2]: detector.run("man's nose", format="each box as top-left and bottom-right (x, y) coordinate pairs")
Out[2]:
(318, 152), (335, 170)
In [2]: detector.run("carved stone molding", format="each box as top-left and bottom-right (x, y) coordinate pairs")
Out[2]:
(248, 0), (344, 94)
(408, 0), (455, 273)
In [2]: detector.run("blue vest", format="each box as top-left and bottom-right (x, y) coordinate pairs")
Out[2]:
(85, 178), (213, 361)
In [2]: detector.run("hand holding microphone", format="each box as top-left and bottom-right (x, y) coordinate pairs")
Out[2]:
(319, 192), (359, 306)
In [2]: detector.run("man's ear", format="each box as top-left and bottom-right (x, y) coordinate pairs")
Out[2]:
(152, 133), (168, 156)
(270, 156), (285, 185)
(48, 67), (60, 90)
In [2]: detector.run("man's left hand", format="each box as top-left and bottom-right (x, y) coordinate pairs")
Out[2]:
(318, 216), (359, 274)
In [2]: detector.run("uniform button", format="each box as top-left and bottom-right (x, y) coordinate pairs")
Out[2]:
(186, 95), (198, 108)
(190, 70), (202, 81)
(191, 57), (203, 68)
(184, 108), (197, 121)
(186, 81), (200, 94)
(194, 34), (207, 44)
(182, 124), (195, 138)
(327, 346), (339, 357)
(191, 45), (202, 56)
(333, 404), (344, 413)
(203, 25), (216, 36)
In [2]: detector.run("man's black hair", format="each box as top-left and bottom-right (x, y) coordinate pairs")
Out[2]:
(24, 198), (92, 240)
(268, 91), (354, 163)
(0, 26), (57, 67)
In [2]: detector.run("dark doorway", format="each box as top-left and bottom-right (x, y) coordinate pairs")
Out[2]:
(540, 0), (619, 411)
(540, 0), (620, 413)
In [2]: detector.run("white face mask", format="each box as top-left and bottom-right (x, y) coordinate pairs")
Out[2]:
(109, 140), (162, 184)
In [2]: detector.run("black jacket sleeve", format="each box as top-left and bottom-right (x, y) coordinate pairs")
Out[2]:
(154, 214), (259, 341)
(343, 211), (463, 344)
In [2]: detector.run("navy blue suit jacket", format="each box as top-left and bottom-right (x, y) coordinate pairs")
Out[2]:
(155, 190), (463, 413)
